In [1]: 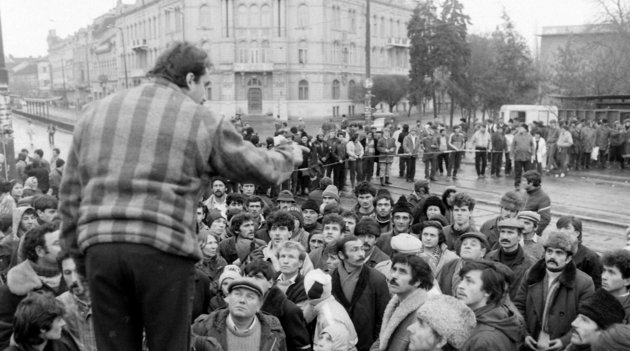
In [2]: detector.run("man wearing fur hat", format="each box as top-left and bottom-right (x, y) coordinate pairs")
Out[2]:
(301, 199), (322, 236)
(377, 196), (414, 256)
(565, 289), (625, 351)
(514, 231), (595, 351)
(479, 190), (524, 249)
(370, 255), (435, 351)
(556, 216), (602, 289)
(485, 217), (536, 300)
(355, 217), (389, 268)
(457, 260), (523, 351)
(332, 236), (390, 351)
(407, 294), (476, 351)
(304, 269), (358, 351)
(517, 211), (544, 260)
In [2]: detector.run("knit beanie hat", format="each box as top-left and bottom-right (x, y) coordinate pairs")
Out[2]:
(416, 295), (476, 349)
(322, 185), (340, 202)
(500, 191), (524, 211)
(578, 289), (625, 329)
(354, 217), (380, 238)
(392, 195), (413, 216)
(391, 234), (423, 254)
(543, 230), (578, 256)
(592, 324), (630, 351)
(430, 214), (449, 227)
(422, 196), (446, 216)
(218, 265), (241, 287)
(304, 269), (332, 301)
(320, 177), (333, 189)
(301, 199), (320, 214)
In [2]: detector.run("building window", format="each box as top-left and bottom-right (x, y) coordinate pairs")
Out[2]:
(261, 41), (270, 62)
(261, 5), (272, 27)
(298, 4), (308, 28)
(350, 9), (356, 32)
(238, 5), (247, 27)
(332, 41), (340, 64)
(249, 5), (260, 27)
(298, 80), (309, 100)
(343, 47), (349, 65)
(348, 80), (356, 100)
(298, 48), (307, 64)
(332, 79), (340, 99)
(199, 5), (211, 28)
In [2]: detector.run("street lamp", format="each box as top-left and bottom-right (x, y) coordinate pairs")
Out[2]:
(109, 25), (129, 89)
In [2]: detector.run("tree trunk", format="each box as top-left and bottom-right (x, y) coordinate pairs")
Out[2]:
(449, 92), (455, 128)
(432, 90), (438, 119)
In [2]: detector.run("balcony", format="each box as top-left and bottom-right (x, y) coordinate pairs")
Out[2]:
(132, 39), (149, 52)
(387, 37), (411, 48)
(233, 63), (274, 72)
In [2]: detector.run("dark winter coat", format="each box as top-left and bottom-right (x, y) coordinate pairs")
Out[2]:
(573, 244), (602, 289)
(284, 274), (308, 305)
(460, 303), (522, 351)
(3, 329), (81, 351)
(192, 268), (211, 322)
(261, 286), (311, 351)
(522, 187), (551, 236)
(192, 309), (287, 351)
(485, 246), (537, 300)
(480, 216), (502, 250)
(331, 265), (390, 351)
(514, 260), (595, 347)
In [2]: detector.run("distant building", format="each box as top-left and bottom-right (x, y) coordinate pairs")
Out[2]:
(539, 23), (620, 65)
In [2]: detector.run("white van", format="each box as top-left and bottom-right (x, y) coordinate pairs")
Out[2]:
(500, 105), (559, 125)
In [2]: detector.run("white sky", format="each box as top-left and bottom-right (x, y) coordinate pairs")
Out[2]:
(0, 0), (599, 58)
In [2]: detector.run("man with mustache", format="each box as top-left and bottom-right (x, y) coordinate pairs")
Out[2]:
(479, 190), (524, 250)
(57, 251), (95, 351)
(355, 217), (389, 269)
(204, 177), (229, 217)
(514, 231), (595, 351)
(485, 218), (536, 300)
(371, 255), (435, 351)
(331, 236), (389, 351)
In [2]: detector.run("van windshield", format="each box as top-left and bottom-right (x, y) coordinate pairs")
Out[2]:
(509, 111), (526, 123)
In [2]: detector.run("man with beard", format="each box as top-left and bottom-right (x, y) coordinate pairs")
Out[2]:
(331, 236), (389, 351)
(443, 192), (477, 251)
(484, 218), (536, 300)
(479, 190), (523, 249)
(557, 215), (603, 289)
(355, 217), (388, 268)
(353, 181), (377, 221)
(218, 212), (266, 265)
(376, 196), (413, 256)
(564, 289), (625, 351)
(57, 251), (95, 351)
(514, 231), (595, 351)
(204, 177), (229, 217)
(437, 231), (489, 297)
(301, 199), (322, 236)
(374, 190), (394, 236)
(456, 260), (522, 351)
(371, 255), (434, 351)
(601, 250), (630, 323)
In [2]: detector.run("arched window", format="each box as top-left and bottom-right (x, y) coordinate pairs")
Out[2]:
(332, 41), (340, 64)
(332, 80), (340, 99)
(238, 40), (248, 62)
(261, 4), (272, 27)
(199, 4), (211, 28)
(238, 5), (247, 27)
(298, 80), (309, 100)
(261, 41), (270, 62)
(348, 80), (356, 101)
(298, 40), (307, 64)
(349, 43), (356, 65)
(343, 47), (349, 65)
(298, 4), (309, 28)
(250, 40), (259, 63)
(249, 5), (260, 27)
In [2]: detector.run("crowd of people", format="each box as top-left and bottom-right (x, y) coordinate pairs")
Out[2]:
(0, 41), (629, 351)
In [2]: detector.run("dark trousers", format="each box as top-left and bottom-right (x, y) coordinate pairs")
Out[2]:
(399, 155), (407, 177)
(513, 160), (531, 188)
(504, 152), (512, 175)
(424, 156), (437, 179)
(86, 243), (196, 351)
(611, 145), (625, 168)
(48, 133), (55, 145)
(333, 161), (346, 190)
(491, 151), (503, 176)
(580, 152), (591, 169)
(448, 151), (463, 177)
(598, 149), (608, 168)
(437, 153), (449, 174)
(362, 158), (374, 182)
(475, 147), (488, 176)
(406, 156), (417, 181)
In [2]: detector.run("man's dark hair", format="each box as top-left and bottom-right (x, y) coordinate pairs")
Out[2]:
(34, 149), (43, 158)
(31, 195), (58, 212)
(248, 196), (263, 206)
(335, 235), (362, 257)
(267, 211), (295, 231)
(147, 41), (211, 88)
(340, 210), (359, 222)
(451, 192), (475, 211)
(391, 254), (434, 290)
(57, 249), (86, 278)
(18, 152), (27, 161)
(22, 223), (58, 263)
(601, 250), (630, 279)
(459, 260), (506, 306)
(52, 148), (60, 155)
(243, 259), (277, 281)
(523, 170), (542, 187)
(211, 177), (227, 188)
(415, 182), (430, 195)
(421, 220), (445, 246)
(556, 215), (582, 242)
(13, 292), (66, 346)
(354, 181), (376, 198)
(375, 193), (394, 206)
(322, 213), (345, 229)
(227, 193), (247, 207)
(230, 212), (254, 236)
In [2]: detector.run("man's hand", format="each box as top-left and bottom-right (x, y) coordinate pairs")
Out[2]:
(524, 336), (537, 350)
(547, 338), (563, 350)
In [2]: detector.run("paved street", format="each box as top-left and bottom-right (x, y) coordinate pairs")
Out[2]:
(10, 111), (629, 254)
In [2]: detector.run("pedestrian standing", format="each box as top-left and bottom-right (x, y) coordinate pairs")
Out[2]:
(447, 125), (466, 180)
(556, 122), (574, 177)
(58, 42), (303, 351)
(420, 127), (439, 181)
(397, 124), (409, 178)
(531, 131), (547, 174)
(436, 128), (449, 176)
(26, 120), (35, 150)
(545, 120), (560, 171)
(471, 124), (490, 178)
(47, 123), (56, 146)
(402, 128), (421, 182)
(377, 129), (396, 186)
(489, 126), (506, 177)
(511, 123), (534, 190)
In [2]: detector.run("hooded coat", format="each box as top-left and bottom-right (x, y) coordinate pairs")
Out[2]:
(370, 288), (429, 351)
(260, 286), (311, 351)
(192, 309), (286, 351)
(459, 303), (522, 351)
(514, 259), (594, 347)
(310, 295), (358, 351)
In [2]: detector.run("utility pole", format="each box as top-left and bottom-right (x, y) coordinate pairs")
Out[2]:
(0, 7), (16, 179)
(364, 0), (373, 123)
